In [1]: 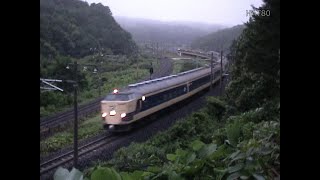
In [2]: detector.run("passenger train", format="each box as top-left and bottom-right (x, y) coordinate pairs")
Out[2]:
(101, 59), (228, 132)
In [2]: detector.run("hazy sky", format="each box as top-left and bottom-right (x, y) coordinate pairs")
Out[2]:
(84, 0), (263, 26)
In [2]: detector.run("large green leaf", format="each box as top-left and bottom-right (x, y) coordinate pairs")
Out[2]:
(167, 154), (177, 161)
(184, 159), (204, 175)
(214, 168), (228, 174)
(198, 144), (217, 158)
(230, 150), (241, 159)
(252, 173), (265, 180)
(226, 172), (241, 180)
(167, 170), (183, 180)
(190, 140), (205, 151)
(53, 167), (83, 180)
(186, 153), (196, 164)
(230, 153), (246, 163)
(147, 166), (162, 173)
(91, 168), (121, 180)
(175, 149), (188, 157)
(119, 172), (134, 180)
(228, 163), (244, 173)
(122, 170), (145, 180)
(240, 175), (250, 179)
(54, 167), (69, 180)
(68, 168), (84, 180)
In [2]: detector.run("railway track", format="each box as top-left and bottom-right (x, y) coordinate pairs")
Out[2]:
(40, 57), (173, 139)
(40, 133), (118, 175)
(40, 98), (101, 127)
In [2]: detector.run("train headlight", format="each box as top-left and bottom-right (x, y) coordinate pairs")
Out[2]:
(110, 110), (116, 116)
(120, 113), (126, 118)
(142, 96), (146, 101)
(102, 112), (107, 118)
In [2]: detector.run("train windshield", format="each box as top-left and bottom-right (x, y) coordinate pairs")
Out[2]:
(104, 94), (132, 101)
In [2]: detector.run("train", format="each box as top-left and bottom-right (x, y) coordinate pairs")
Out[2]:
(100, 58), (228, 132)
(177, 49), (220, 57)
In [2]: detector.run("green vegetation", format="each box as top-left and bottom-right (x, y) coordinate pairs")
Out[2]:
(53, 0), (280, 179)
(225, 1), (280, 112)
(40, 114), (103, 156)
(55, 96), (279, 180)
(40, 0), (137, 58)
(191, 25), (245, 53)
(40, 55), (156, 118)
(172, 58), (208, 74)
(86, 97), (279, 180)
(40, 0), (154, 118)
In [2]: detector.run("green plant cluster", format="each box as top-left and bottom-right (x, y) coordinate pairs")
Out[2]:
(54, 95), (279, 180)
(172, 59), (207, 74)
(40, 55), (153, 118)
(40, 115), (103, 156)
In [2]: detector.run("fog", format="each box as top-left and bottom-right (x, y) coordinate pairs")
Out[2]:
(84, 0), (263, 26)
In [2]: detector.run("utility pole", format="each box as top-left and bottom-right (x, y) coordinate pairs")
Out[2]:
(156, 42), (159, 65)
(43, 60), (101, 169)
(96, 68), (101, 97)
(220, 51), (223, 96)
(73, 61), (78, 168)
(210, 52), (213, 89)
(149, 62), (153, 80)
(156, 42), (159, 57)
(136, 63), (139, 79)
(70, 61), (96, 168)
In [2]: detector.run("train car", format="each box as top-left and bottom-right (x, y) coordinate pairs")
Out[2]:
(101, 60), (228, 132)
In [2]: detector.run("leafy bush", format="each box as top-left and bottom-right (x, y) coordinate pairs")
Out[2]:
(54, 167), (85, 180)
(59, 104), (279, 180)
(222, 121), (280, 180)
(40, 116), (103, 155)
(226, 119), (243, 146)
(212, 128), (228, 146)
(108, 143), (167, 171)
(206, 96), (226, 120)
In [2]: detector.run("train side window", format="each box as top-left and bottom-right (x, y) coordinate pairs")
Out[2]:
(163, 94), (167, 101)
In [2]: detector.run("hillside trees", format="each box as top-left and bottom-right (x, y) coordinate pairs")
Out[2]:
(226, 0), (280, 111)
(40, 0), (138, 59)
(191, 25), (245, 53)
(40, 0), (140, 117)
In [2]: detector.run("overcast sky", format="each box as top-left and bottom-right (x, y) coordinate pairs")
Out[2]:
(84, 0), (263, 26)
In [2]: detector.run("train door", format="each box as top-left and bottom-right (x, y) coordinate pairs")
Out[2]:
(187, 82), (192, 92)
(136, 99), (142, 113)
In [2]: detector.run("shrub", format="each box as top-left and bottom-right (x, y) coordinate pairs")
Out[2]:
(226, 119), (243, 146)
(206, 96), (226, 120)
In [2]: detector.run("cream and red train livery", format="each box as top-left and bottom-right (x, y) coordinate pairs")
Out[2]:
(101, 59), (228, 132)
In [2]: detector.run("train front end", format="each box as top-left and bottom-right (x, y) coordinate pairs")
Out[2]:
(101, 89), (137, 132)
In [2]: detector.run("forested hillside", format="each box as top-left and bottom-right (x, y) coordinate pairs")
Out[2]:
(191, 25), (245, 53)
(115, 16), (224, 46)
(40, 0), (137, 59)
(40, 0), (144, 117)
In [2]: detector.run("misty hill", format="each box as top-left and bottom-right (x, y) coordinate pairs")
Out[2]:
(191, 24), (245, 53)
(40, 0), (137, 58)
(114, 16), (225, 47)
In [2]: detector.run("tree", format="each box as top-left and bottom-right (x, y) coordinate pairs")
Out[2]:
(226, 0), (280, 111)
(40, 0), (138, 59)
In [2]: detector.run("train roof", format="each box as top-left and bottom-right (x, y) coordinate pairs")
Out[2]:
(104, 60), (227, 100)
(123, 66), (217, 96)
